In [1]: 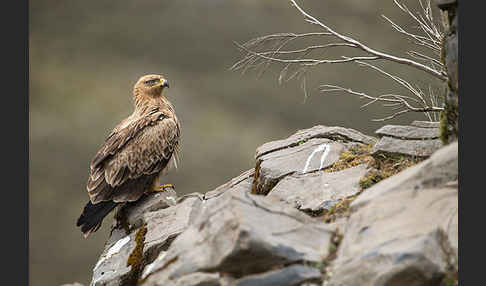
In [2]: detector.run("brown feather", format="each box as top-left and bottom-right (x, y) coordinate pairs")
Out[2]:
(79, 74), (180, 237)
(83, 74), (181, 206)
(87, 113), (180, 204)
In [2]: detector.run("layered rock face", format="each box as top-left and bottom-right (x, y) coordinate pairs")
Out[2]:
(86, 122), (457, 286)
(437, 0), (459, 144)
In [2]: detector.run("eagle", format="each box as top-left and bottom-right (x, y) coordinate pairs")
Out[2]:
(76, 74), (181, 238)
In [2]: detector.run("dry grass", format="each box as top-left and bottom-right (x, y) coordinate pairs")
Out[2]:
(322, 142), (425, 223)
(360, 153), (423, 189)
(324, 143), (375, 173)
(322, 194), (361, 223)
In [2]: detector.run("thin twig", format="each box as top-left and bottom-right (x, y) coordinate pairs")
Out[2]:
(231, 0), (446, 122)
(289, 0), (446, 81)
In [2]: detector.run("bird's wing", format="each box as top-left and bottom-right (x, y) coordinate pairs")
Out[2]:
(86, 108), (181, 204)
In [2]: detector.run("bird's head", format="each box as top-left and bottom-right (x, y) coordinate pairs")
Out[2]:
(133, 74), (169, 98)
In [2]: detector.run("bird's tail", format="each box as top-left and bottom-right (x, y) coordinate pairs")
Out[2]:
(76, 200), (118, 238)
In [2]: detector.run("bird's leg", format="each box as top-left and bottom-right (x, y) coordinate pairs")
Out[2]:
(149, 177), (175, 193)
(113, 203), (131, 235)
(152, 184), (175, 192)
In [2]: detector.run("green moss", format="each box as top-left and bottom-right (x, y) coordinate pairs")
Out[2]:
(440, 35), (447, 74)
(325, 159), (413, 222)
(319, 230), (344, 284)
(364, 154), (423, 189)
(440, 98), (458, 145)
(328, 231), (343, 258)
(359, 169), (384, 189)
(325, 143), (375, 173)
(297, 139), (307, 145)
(325, 142), (423, 191)
(322, 194), (360, 223)
(126, 223), (148, 284)
(438, 16), (459, 145)
(304, 229), (343, 285)
(440, 271), (458, 286)
(330, 141), (424, 193)
(440, 110), (449, 144)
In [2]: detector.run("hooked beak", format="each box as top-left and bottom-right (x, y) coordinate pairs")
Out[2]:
(161, 79), (169, 88)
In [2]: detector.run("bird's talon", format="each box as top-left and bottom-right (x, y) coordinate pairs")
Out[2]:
(154, 184), (175, 192)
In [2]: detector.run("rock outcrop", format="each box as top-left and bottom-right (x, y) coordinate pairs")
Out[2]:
(87, 122), (457, 286)
(371, 123), (442, 158)
(328, 142), (458, 286)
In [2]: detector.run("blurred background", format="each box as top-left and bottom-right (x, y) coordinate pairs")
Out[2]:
(29, 1), (442, 285)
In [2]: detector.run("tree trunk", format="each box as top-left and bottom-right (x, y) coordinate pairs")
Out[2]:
(437, 0), (459, 144)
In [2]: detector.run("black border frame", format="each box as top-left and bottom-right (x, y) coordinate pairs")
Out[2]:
(1, 0), (29, 284)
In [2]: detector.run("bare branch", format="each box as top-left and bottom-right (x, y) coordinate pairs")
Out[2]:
(232, 41), (379, 67)
(381, 15), (440, 53)
(320, 84), (443, 122)
(289, 0), (446, 81)
(408, 51), (443, 68)
(231, 0), (447, 122)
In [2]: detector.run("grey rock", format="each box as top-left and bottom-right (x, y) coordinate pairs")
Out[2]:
(445, 31), (458, 91)
(411, 120), (440, 129)
(326, 217), (348, 234)
(177, 192), (205, 203)
(60, 283), (85, 286)
(442, 90), (459, 144)
(204, 169), (254, 200)
(143, 196), (203, 262)
(105, 226), (132, 249)
(105, 190), (179, 246)
(92, 196), (201, 286)
(122, 189), (178, 229)
(371, 136), (442, 158)
(328, 143), (458, 286)
(90, 125), (459, 286)
(435, 0), (457, 10)
(267, 165), (368, 215)
(172, 273), (221, 286)
(328, 188), (457, 286)
(141, 190), (334, 285)
(157, 272), (222, 286)
(438, 0), (458, 144)
(233, 265), (322, 286)
(375, 125), (439, 140)
(254, 138), (345, 194)
(252, 125), (376, 195)
(256, 125), (376, 159)
(91, 232), (137, 286)
(356, 141), (457, 209)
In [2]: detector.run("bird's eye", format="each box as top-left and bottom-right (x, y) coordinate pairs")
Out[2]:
(145, 79), (159, 85)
